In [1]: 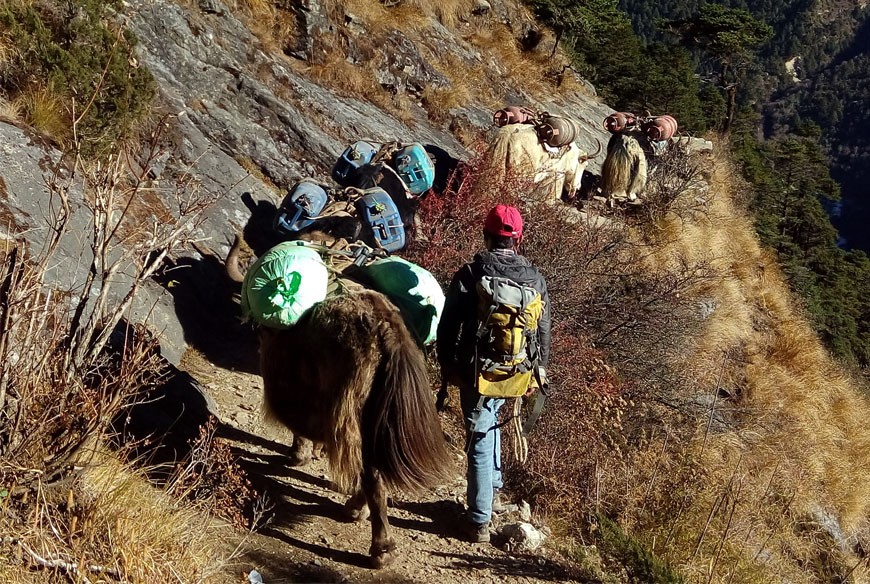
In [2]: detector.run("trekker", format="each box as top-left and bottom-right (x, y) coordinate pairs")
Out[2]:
(437, 204), (551, 543)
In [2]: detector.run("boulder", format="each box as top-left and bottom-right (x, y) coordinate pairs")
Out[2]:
(374, 29), (452, 95)
(500, 522), (546, 552)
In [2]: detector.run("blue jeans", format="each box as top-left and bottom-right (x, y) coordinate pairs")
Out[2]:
(461, 389), (504, 524)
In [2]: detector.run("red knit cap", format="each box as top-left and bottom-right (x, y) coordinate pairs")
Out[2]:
(484, 204), (523, 239)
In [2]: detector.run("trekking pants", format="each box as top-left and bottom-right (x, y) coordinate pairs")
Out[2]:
(460, 388), (505, 525)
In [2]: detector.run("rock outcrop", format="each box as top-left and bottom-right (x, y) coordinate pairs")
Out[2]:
(0, 0), (687, 364)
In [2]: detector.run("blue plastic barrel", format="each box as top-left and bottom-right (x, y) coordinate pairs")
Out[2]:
(332, 141), (378, 186)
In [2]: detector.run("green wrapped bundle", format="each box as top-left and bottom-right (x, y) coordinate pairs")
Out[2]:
(241, 242), (328, 329)
(362, 257), (445, 346)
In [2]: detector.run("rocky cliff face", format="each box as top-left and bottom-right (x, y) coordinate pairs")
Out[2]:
(1, 0), (616, 362)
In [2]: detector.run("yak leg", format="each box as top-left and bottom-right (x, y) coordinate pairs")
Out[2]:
(343, 488), (370, 522)
(288, 435), (314, 466)
(363, 467), (397, 568)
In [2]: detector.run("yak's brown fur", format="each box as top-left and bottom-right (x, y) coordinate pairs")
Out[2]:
(226, 236), (452, 566)
(257, 288), (452, 566)
(601, 131), (648, 200)
(260, 289), (451, 494)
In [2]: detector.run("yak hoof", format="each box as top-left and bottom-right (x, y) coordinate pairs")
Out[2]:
(369, 539), (398, 569)
(288, 449), (312, 466)
(343, 501), (370, 522)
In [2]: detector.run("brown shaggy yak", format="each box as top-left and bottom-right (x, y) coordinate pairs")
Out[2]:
(227, 243), (452, 568)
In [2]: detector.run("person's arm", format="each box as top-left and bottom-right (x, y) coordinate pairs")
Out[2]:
(436, 270), (465, 368)
(536, 274), (552, 368)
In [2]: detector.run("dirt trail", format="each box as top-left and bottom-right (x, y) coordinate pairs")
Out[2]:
(180, 351), (585, 584)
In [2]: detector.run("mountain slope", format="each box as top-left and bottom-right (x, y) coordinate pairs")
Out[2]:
(2, 0), (870, 581)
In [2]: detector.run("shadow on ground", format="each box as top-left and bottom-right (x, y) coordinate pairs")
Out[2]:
(430, 550), (585, 582)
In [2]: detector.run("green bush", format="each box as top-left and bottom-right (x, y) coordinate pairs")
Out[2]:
(0, 0), (154, 153)
(731, 109), (870, 368)
(527, 0), (718, 132)
(597, 514), (686, 584)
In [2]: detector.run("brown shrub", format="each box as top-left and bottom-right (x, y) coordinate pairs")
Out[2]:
(410, 139), (870, 581)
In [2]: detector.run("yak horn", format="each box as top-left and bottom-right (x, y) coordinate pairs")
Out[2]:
(225, 233), (246, 283)
(580, 139), (602, 161)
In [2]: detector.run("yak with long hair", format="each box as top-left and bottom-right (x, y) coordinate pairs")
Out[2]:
(600, 130), (649, 201)
(484, 124), (600, 201)
(226, 245), (452, 568)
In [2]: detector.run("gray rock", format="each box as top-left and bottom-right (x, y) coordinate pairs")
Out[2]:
(500, 522), (546, 552)
(698, 298), (717, 320)
(472, 0), (492, 15)
(0, 123), (187, 363)
(198, 0), (224, 15)
(280, 0), (332, 63)
(374, 29), (452, 95)
(519, 500), (532, 522)
(147, 151), (172, 179)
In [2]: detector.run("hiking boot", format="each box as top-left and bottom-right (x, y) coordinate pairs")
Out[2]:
(466, 521), (491, 544)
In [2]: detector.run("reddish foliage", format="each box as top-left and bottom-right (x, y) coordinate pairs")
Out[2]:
(404, 144), (703, 525)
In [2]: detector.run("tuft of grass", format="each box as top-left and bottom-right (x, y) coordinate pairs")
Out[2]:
(305, 56), (415, 126)
(0, 95), (21, 123)
(237, 155), (283, 195)
(14, 85), (69, 144)
(421, 84), (470, 125)
(597, 514), (686, 584)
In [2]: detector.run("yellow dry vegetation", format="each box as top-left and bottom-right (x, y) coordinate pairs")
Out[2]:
(1, 449), (232, 583)
(14, 85), (70, 145)
(233, 0), (582, 133)
(305, 56), (416, 126)
(619, 144), (870, 582)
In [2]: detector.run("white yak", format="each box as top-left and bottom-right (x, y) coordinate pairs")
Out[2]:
(484, 124), (600, 201)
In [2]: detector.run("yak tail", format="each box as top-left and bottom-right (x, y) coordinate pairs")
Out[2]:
(225, 234), (246, 283)
(601, 142), (629, 196)
(362, 295), (453, 493)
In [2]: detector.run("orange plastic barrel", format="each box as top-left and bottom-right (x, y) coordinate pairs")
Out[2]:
(603, 112), (636, 132)
(643, 115), (678, 141)
(493, 106), (536, 127)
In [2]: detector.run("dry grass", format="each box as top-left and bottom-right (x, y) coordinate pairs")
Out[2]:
(305, 56), (416, 126)
(0, 120), (242, 583)
(466, 24), (561, 98)
(1, 449), (233, 584)
(237, 155), (282, 195)
(14, 85), (70, 144)
(329, 0), (474, 32)
(421, 84), (471, 125)
(609, 143), (870, 582)
(0, 95), (22, 123)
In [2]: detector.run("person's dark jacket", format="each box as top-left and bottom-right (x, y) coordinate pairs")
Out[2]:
(437, 250), (551, 386)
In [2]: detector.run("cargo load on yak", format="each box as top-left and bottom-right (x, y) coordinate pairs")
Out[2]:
(642, 115), (678, 142)
(604, 112), (638, 133)
(354, 187), (406, 252)
(332, 141), (379, 186)
(243, 237), (444, 346)
(361, 256), (444, 347)
(273, 180), (330, 235)
(241, 241), (329, 329)
(493, 106), (537, 127)
(391, 143), (435, 195)
(535, 114), (579, 149)
(333, 140), (435, 195)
